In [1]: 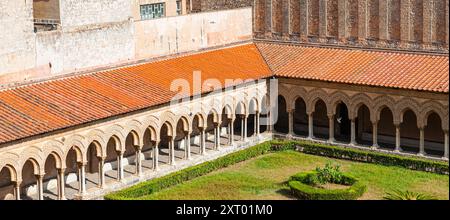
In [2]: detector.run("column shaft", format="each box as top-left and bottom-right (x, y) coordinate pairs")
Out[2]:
(243, 116), (248, 141)
(444, 131), (449, 159)
(372, 121), (379, 148)
(37, 175), (44, 200)
(58, 168), (66, 200)
(99, 158), (105, 188)
(154, 145), (159, 171)
(14, 182), (21, 200)
(395, 125), (401, 152)
(136, 148), (142, 176)
(170, 138), (176, 165)
(186, 133), (191, 160)
(328, 115), (335, 143)
(288, 110), (294, 137)
(419, 128), (425, 155)
(79, 163), (86, 195)
(308, 113), (314, 139)
(350, 119), (356, 145)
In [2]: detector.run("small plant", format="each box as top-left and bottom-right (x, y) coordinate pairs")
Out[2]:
(309, 162), (343, 185)
(383, 190), (436, 200)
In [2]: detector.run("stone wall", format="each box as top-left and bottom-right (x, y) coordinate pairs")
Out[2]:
(1, 6), (252, 88)
(35, 22), (135, 76)
(0, 0), (36, 77)
(134, 7), (252, 59)
(59, 0), (132, 28)
(254, 0), (449, 53)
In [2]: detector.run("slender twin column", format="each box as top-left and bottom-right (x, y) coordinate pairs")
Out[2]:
(14, 181), (21, 200)
(350, 119), (356, 145)
(229, 119), (235, 145)
(444, 131), (449, 160)
(57, 168), (66, 200)
(308, 113), (314, 139)
(153, 141), (160, 171)
(169, 137), (176, 165)
(371, 121), (379, 149)
(136, 145), (143, 176)
(200, 128), (206, 155)
(215, 124), (221, 150)
(395, 124), (401, 152)
(185, 132), (192, 160)
(77, 162), (87, 195)
(99, 157), (106, 188)
(328, 114), (335, 143)
(255, 112), (260, 136)
(419, 127), (425, 156)
(243, 115), (248, 141)
(36, 174), (44, 200)
(117, 152), (124, 181)
(288, 110), (294, 138)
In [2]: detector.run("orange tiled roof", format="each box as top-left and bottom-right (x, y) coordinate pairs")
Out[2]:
(0, 43), (272, 144)
(257, 43), (449, 93)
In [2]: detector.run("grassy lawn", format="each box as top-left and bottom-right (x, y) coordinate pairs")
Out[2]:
(138, 151), (449, 200)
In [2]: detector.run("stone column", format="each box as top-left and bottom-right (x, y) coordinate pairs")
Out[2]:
(154, 143), (159, 171)
(201, 128), (206, 155)
(372, 121), (379, 149)
(213, 125), (218, 149)
(36, 174), (44, 200)
(186, 132), (192, 160)
(243, 115), (248, 141)
(395, 124), (401, 152)
(256, 112), (261, 136)
(117, 152), (124, 181)
(136, 147), (142, 176)
(240, 115), (245, 140)
(268, 112), (273, 132)
(308, 113), (314, 139)
(328, 114), (335, 143)
(14, 181), (21, 200)
(58, 168), (66, 200)
(170, 137), (176, 165)
(254, 113), (258, 137)
(98, 157), (105, 188)
(419, 127), (425, 156)
(216, 125), (221, 150)
(288, 110), (294, 138)
(350, 119), (356, 145)
(444, 131), (449, 159)
(229, 119), (235, 145)
(78, 163), (86, 195)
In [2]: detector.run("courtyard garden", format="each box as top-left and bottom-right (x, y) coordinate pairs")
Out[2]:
(105, 141), (449, 200)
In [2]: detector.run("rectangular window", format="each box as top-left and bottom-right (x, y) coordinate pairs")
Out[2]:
(176, 0), (182, 15)
(140, 3), (165, 20)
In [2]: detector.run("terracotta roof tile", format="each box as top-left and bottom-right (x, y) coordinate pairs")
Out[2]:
(0, 43), (272, 145)
(257, 43), (449, 93)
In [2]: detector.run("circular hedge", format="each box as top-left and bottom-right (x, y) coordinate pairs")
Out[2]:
(288, 171), (367, 200)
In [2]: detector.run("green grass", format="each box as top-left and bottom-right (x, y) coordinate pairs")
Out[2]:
(137, 151), (449, 200)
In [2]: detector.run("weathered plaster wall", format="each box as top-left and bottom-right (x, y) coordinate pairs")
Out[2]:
(59, 0), (132, 28)
(0, 0), (36, 77)
(35, 22), (135, 76)
(134, 7), (252, 59)
(1, 7), (252, 87)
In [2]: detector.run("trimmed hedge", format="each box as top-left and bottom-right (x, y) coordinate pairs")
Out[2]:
(273, 140), (449, 175)
(288, 171), (367, 200)
(105, 139), (448, 200)
(105, 142), (273, 200)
